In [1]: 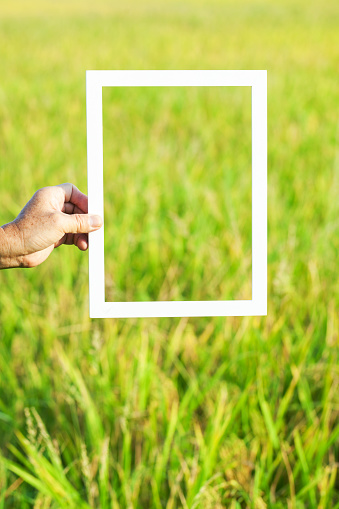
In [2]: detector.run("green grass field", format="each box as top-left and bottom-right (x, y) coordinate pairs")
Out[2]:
(103, 85), (252, 302)
(0, 0), (339, 507)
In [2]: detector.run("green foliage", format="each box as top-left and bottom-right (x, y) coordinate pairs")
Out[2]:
(1, 0), (339, 507)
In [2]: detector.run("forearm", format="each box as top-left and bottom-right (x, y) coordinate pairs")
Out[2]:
(0, 223), (24, 269)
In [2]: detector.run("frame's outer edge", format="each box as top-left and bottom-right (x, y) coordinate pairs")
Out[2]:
(99, 300), (263, 319)
(87, 71), (105, 317)
(87, 70), (267, 318)
(251, 70), (267, 316)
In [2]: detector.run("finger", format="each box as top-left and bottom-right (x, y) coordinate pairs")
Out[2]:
(54, 233), (88, 250)
(54, 233), (67, 248)
(60, 212), (103, 234)
(73, 233), (81, 248)
(62, 203), (85, 215)
(62, 202), (75, 214)
(64, 233), (74, 246)
(57, 183), (88, 213)
(73, 233), (83, 249)
(75, 233), (88, 251)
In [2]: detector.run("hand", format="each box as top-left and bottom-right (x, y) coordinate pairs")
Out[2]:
(0, 183), (103, 269)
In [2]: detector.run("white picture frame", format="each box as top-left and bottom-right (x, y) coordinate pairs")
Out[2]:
(87, 70), (267, 318)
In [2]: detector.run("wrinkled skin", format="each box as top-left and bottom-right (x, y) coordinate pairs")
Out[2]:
(0, 183), (103, 269)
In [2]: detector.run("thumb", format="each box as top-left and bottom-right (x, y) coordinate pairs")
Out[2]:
(62, 213), (103, 234)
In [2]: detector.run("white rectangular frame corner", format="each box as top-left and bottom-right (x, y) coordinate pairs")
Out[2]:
(86, 70), (267, 318)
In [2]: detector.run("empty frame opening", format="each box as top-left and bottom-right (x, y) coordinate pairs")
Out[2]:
(102, 86), (252, 302)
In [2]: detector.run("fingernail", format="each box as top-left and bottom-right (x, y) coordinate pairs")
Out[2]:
(89, 215), (103, 229)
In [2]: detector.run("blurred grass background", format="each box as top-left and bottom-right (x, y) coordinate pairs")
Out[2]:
(0, 0), (339, 507)
(103, 86), (252, 302)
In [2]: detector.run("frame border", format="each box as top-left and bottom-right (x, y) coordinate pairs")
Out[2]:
(86, 70), (267, 318)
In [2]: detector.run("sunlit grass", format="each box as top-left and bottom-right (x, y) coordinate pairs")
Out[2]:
(103, 86), (252, 302)
(0, 0), (339, 507)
